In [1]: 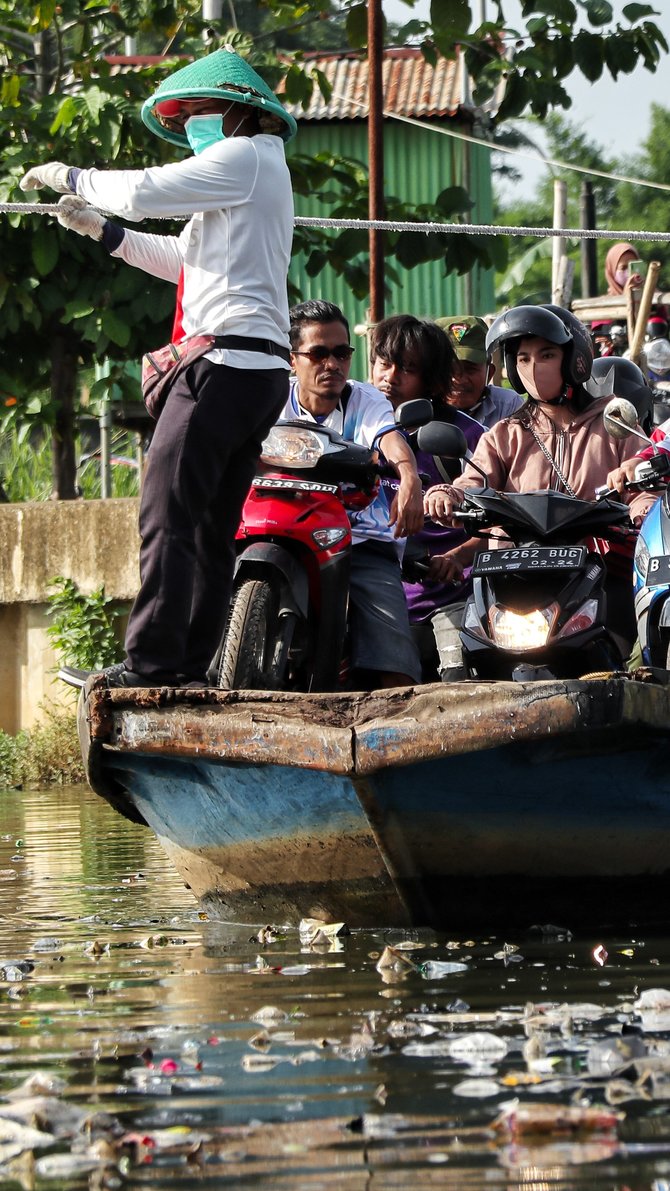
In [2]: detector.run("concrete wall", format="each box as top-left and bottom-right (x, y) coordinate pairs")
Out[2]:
(0, 500), (140, 733)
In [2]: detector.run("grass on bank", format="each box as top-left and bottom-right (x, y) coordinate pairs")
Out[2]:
(0, 707), (84, 788)
(0, 426), (141, 501)
(0, 578), (125, 789)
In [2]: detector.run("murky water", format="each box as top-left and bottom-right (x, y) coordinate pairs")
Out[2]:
(3, 786), (670, 1188)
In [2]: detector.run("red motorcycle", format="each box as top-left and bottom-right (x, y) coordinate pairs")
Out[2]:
(213, 399), (438, 692)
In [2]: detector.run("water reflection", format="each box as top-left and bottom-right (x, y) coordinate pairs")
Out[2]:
(1, 786), (670, 1187)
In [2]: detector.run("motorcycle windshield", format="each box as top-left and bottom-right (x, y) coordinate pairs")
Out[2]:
(467, 489), (631, 539)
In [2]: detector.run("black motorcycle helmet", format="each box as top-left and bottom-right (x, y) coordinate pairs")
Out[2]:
(585, 356), (654, 434)
(485, 304), (593, 401)
(646, 315), (669, 341)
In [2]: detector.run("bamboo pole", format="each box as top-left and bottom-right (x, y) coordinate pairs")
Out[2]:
(626, 285), (636, 347)
(551, 179), (567, 305)
(628, 261), (661, 366)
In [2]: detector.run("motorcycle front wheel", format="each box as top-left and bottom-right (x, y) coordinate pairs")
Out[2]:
(216, 577), (297, 691)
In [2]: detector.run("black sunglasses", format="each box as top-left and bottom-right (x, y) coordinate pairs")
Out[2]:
(292, 345), (355, 363)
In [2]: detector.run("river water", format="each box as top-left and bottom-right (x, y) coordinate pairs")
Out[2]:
(2, 785), (670, 1189)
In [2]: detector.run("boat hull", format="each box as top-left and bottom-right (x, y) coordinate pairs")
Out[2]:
(78, 674), (670, 929)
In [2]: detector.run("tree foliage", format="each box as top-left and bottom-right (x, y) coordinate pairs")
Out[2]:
(494, 104), (670, 306)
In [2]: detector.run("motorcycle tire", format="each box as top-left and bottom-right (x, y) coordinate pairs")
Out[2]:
(216, 577), (295, 691)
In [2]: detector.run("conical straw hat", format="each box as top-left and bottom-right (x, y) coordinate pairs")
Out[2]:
(142, 46), (297, 146)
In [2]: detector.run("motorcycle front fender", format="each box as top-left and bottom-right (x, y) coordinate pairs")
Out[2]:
(233, 543), (309, 618)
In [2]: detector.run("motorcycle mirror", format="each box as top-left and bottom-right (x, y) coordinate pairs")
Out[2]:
(603, 397), (654, 448)
(394, 398), (434, 429)
(415, 421), (468, 459)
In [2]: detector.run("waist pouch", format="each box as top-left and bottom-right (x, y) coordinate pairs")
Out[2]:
(141, 335), (291, 421)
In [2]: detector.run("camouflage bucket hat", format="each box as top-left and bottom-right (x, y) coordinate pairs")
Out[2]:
(436, 315), (488, 364)
(142, 46), (297, 146)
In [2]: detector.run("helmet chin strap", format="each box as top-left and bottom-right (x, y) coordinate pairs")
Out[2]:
(544, 384), (573, 406)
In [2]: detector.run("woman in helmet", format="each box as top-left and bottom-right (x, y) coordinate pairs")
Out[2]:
(424, 304), (657, 587)
(19, 47), (296, 689)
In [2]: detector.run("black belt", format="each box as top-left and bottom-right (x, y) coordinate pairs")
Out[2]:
(212, 335), (291, 364)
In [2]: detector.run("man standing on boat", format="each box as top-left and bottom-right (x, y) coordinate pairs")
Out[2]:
(283, 300), (424, 689)
(20, 47), (296, 689)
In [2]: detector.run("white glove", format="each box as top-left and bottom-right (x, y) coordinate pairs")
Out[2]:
(57, 195), (105, 241)
(19, 162), (72, 193)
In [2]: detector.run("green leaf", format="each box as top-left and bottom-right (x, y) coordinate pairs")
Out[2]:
(345, 3), (368, 48)
(496, 236), (555, 297)
(50, 97), (78, 134)
(435, 186), (473, 216)
(63, 299), (96, 321)
(31, 228), (59, 277)
(580, 0), (613, 25)
(1, 74), (21, 107)
(83, 87), (105, 124)
(282, 63), (313, 107)
(574, 30), (605, 81)
(481, 234), (509, 273)
(430, 0), (470, 42)
(496, 71), (531, 120)
(421, 40), (438, 68)
(622, 3), (656, 19)
(522, 0), (576, 18)
(101, 309), (131, 348)
(603, 35), (638, 74)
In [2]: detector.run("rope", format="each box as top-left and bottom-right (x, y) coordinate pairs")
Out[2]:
(293, 218), (670, 242)
(4, 201), (670, 243)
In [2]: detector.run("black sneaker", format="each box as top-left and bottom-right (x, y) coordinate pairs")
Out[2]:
(59, 662), (181, 689)
(103, 663), (182, 688)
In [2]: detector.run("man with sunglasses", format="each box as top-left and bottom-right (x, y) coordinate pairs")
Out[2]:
(20, 47), (296, 689)
(280, 300), (424, 688)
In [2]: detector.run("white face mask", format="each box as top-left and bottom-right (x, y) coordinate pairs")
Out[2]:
(185, 103), (247, 154)
(185, 113), (225, 155)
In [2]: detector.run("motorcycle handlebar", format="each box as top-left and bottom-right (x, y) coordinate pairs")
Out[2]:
(595, 454), (670, 503)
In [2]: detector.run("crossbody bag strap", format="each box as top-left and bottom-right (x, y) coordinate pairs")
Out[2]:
(525, 422), (577, 497)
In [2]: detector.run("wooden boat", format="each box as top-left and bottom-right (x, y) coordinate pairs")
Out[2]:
(78, 671), (670, 930)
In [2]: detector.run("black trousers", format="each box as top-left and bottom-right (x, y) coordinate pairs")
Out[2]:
(124, 359), (288, 680)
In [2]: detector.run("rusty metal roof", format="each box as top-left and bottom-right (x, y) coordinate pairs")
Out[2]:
(282, 48), (466, 122)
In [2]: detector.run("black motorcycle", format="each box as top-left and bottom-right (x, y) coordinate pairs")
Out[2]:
(455, 486), (636, 680)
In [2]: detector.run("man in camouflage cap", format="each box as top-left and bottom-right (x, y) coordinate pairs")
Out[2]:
(437, 315), (523, 429)
(20, 46), (295, 689)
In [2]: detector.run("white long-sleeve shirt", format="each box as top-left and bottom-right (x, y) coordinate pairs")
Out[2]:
(76, 134), (293, 370)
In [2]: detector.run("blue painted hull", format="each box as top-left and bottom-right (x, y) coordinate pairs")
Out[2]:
(79, 675), (670, 928)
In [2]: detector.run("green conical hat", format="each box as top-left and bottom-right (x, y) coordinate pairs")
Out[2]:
(142, 46), (297, 146)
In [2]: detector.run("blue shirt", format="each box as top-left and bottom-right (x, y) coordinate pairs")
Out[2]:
(280, 379), (399, 548)
(469, 384), (524, 429)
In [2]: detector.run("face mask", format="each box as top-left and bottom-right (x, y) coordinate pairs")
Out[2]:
(614, 268), (629, 287)
(185, 113), (225, 155)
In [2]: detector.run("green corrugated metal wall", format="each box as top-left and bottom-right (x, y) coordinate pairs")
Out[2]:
(288, 119), (495, 379)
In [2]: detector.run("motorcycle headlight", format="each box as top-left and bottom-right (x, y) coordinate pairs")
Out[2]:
(634, 534), (650, 581)
(260, 425), (326, 468)
(489, 604), (557, 651)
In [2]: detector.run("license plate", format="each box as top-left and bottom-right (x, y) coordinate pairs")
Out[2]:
(645, 555), (670, 585)
(473, 545), (587, 576)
